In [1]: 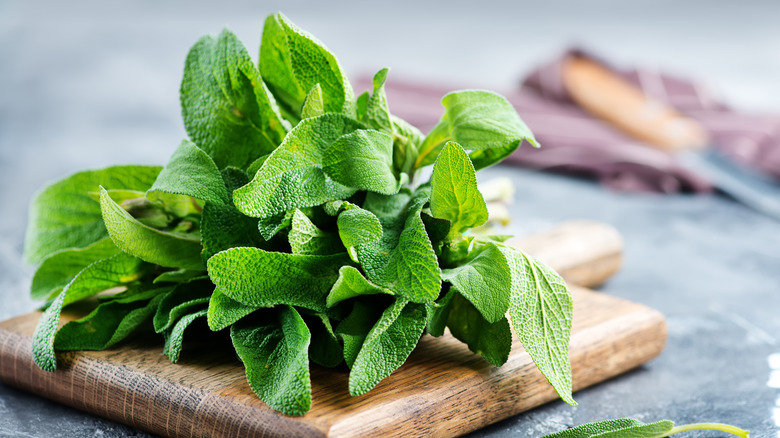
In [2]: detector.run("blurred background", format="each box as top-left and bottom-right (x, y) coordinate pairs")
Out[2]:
(2, 0), (780, 436)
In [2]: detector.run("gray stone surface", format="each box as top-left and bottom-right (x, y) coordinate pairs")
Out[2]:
(1, 1), (779, 436)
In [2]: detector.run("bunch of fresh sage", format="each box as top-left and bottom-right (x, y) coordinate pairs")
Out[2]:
(24, 12), (575, 416)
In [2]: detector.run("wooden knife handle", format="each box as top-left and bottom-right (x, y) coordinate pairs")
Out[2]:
(506, 220), (623, 287)
(562, 56), (708, 152)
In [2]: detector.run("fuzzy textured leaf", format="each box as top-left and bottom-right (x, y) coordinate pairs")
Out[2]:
(32, 252), (149, 371)
(207, 247), (348, 312)
(163, 309), (208, 363)
(231, 306), (312, 416)
(153, 279), (213, 333)
(181, 29), (287, 169)
(259, 13), (354, 118)
(446, 292), (512, 366)
(288, 209), (342, 255)
(24, 165), (161, 264)
(232, 114), (361, 218)
(542, 419), (675, 438)
(441, 242), (510, 323)
(499, 244), (576, 406)
(349, 298), (427, 396)
(430, 142), (488, 235)
(149, 139), (228, 205)
(326, 266), (393, 308)
(55, 290), (168, 351)
(322, 129), (398, 195)
(207, 287), (259, 331)
(417, 90), (537, 170)
(100, 187), (205, 271)
(30, 238), (120, 301)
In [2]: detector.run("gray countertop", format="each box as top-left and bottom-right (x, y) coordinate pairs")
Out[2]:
(2, 1), (779, 436)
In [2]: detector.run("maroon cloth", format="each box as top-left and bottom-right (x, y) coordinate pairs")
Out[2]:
(363, 50), (780, 193)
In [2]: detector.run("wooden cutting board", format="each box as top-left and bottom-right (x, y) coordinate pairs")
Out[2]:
(0, 221), (665, 438)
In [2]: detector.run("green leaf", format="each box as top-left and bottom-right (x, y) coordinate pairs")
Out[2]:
(542, 419), (751, 438)
(322, 129), (399, 195)
(360, 68), (392, 133)
(425, 288), (455, 337)
(305, 313), (343, 368)
(232, 114), (361, 218)
(153, 279), (213, 333)
(257, 210), (293, 240)
(542, 419), (673, 438)
(24, 165), (161, 264)
(430, 142), (488, 236)
(231, 306), (312, 416)
(207, 287), (258, 331)
(441, 242), (510, 323)
(148, 139), (228, 205)
(357, 189), (441, 303)
(259, 13), (354, 118)
(417, 90), (537, 170)
(181, 29), (287, 169)
(391, 115), (423, 175)
(335, 300), (379, 368)
(498, 244), (576, 406)
(99, 187), (205, 271)
(207, 247), (348, 312)
(54, 290), (168, 352)
(326, 266), (393, 308)
(337, 207), (383, 247)
(32, 252), (150, 371)
(300, 83), (325, 119)
(30, 238), (120, 301)
(200, 168), (260, 260)
(349, 298), (427, 396)
(446, 292), (512, 366)
(163, 309), (208, 363)
(288, 209), (343, 255)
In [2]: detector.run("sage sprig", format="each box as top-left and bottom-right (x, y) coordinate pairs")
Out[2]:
(24, 12), (574, 416)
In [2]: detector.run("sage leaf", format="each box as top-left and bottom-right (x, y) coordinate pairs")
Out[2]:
(441, 242), (510, 324)
(30, 238), (120, 301)
(259, 13), (354, 118)
(201, 168), (260, 260)
(322, 129), (399, 195)
(99, 187), (205, 271)
(54, 290), (168, 352)
(148, 139), (228, 205)
(349, 297), (427, 396)
(430, 142), (488, 237)
(336, 300), (380, 368)
(153, 279), (213, 333)
(336, 207), (383, 262)
(357, 189), (441, 303)
(163, 309), (208, 363)
(305, 313), (343, 368)
(24, 165), (161, 264)
(232, 114), (361, 218)
(207, 287), (258, 331)
(542, 418), (751, 438)
(360, 68), (392, 133)
(300, 83), (325, 119)
(257, 210), (293, 241)
(231, 306), (312, 416)
(32, 252), (149, 371)
(288, 209), (343, 255)
(499, 244), (576, 406)
(207, 247), (349, 312)
(153, 270), (206, 284)
(446, 292), (512, 366)
(181, 29), (287, 169)
(417, 90), (538, 170)
(542, 419), (674, 438)
(326, 266), (393, 308)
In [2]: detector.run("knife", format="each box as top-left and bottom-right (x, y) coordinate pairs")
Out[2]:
(563, 56), (780, 220)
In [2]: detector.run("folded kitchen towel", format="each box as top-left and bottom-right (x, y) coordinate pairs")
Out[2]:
(366, 49), (780, 194)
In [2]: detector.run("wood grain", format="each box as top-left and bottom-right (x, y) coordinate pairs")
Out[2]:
(0, 288), (665, 438)
(0, 221), (662, 437)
